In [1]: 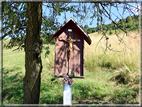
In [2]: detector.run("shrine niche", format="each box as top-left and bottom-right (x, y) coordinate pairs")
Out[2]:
(49, 17), (92, 78)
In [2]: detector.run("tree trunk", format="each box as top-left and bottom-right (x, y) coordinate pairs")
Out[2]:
(23, 2), (42, 104)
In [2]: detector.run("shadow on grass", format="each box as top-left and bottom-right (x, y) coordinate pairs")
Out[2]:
(2, 68), (24, 104)
(72, 80), (139, 104)
(72, 82), (108, 104)
(109, 87), (139, 104)
(39, 78), (63, 104)
(40, 93), (63, 104)
(39, 78), (139, 104)
(3, 67), (138, 104)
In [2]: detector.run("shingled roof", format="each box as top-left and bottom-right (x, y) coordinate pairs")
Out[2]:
(48, 17), (92, 45)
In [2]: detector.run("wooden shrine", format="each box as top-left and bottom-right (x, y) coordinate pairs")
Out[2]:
(49, 17), (92, 78)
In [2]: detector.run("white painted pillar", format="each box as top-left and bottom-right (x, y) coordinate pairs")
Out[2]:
(63, 83), (72, 106)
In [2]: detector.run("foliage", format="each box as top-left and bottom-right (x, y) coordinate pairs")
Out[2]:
(2, 2), (27, 49)
(2, 2), (140, 57)
(2, 2), (76, 56)
(84, 15), (139, 34)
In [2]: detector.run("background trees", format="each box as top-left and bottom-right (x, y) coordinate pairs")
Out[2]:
(84, 15), (139, 34)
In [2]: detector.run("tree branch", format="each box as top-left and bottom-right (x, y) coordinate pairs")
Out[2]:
(1, 25), (26, 40)
(96, 3), (127, 34)
(95, 27), (109, 51)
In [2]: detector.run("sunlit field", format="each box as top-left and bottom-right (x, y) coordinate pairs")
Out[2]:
(85, 31), (139, 80)
(2, 31), (140, 104)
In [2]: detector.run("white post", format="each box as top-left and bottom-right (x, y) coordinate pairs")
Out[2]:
(63, 83), (72, 106)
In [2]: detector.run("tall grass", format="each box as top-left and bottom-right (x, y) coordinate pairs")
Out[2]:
(85, 31), (139, 85)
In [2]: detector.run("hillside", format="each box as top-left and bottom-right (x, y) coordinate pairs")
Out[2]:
(3, 31), (140, 104)
(83, 15), (139, 34)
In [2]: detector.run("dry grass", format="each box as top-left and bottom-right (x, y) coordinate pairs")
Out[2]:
(86, 31), (139, 53)
(85, 31), (139, 85)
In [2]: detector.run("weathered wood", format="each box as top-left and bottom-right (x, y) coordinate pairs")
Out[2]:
(49, 18), (91, 78)
(55, 23), (83, 77)
(55, 75), (84, 78)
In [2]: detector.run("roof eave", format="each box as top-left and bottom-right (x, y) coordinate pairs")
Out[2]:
(48, 17), (92, 45)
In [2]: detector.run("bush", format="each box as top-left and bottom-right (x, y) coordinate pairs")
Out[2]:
(109, 31), (113, 35)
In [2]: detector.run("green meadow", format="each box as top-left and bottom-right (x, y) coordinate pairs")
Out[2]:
(2, 31), (140, 104)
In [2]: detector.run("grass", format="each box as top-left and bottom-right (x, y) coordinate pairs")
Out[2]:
(2, 31), (140, 104)
(3, 47), (25, 104)
(86, 31), (139, 84)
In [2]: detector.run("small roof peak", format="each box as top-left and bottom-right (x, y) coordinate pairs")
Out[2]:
(66, 17), (75, 23)
(49, 17), (92, 45)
